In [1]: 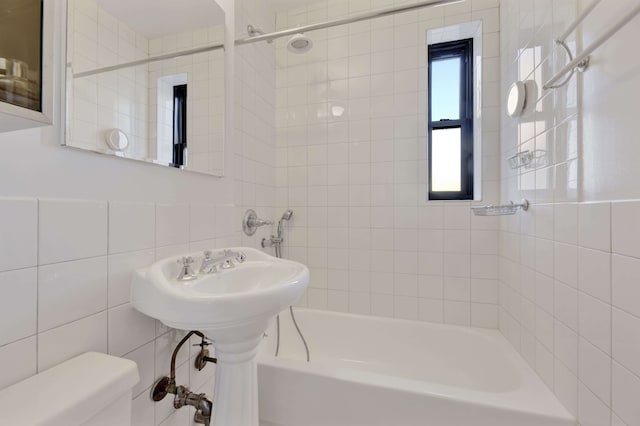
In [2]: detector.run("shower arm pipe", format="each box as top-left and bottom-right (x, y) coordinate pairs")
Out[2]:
(73, 0), (461, 79)
(543, 1), (640, 90)
(235, 0), (462, 46)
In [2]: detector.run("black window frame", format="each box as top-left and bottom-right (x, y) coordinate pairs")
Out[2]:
(427, 38), (474, 201)
(172, 84), (187, 168)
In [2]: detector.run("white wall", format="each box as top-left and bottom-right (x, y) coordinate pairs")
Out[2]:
(499, 1), (640, 425)
(0, 1), (278, 425)
(275, 0), (502, 328)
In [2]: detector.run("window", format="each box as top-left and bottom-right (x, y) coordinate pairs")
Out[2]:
(428, 38), (474, 200)
(172, 84), (187, 168)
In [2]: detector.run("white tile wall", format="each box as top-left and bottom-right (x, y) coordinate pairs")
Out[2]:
(275, 0), (501, 328)
(0, 0), (278, 424)
(0, 197), (243, 425)
(499, 1), (640, 424)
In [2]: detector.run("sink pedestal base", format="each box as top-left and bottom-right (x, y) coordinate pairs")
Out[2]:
(210, 336), (262, 426)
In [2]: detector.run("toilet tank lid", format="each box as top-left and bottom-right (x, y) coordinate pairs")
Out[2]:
(0, 352), (140, 426)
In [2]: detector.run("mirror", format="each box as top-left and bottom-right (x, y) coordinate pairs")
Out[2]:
(65, 0), (225, 176)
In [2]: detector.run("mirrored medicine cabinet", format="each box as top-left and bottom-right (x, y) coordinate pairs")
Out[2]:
(64, 0), (226, 176)
(0, 0), (55, 132)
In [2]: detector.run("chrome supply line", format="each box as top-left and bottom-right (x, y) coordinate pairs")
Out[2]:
(73, 0), (461, 79)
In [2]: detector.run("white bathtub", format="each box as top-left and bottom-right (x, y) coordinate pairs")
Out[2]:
(257, 309), (574, 426)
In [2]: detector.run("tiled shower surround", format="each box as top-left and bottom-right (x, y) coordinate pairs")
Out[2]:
(0, 0), (640, 425)
(499, 0), (640, 425)
(275, 0), (503, 328)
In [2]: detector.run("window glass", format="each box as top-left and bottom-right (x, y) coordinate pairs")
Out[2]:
(431, 127), (461, 192)
(430, 57), (460, 121)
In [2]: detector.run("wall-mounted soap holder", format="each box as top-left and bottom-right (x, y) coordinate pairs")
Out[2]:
(471, 199), (529, 216)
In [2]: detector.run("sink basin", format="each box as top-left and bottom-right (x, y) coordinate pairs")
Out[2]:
(130, 247), (309, 426)
(131, 247), (308, 339)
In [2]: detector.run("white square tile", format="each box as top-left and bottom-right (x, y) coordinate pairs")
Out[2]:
(443, 204), (471, 229)
(39, 199), (107, 264)
(536, 272), (554, 314)
(371, 293), (394, 317)
(0, 198), (37, 272)
(108, 250), (155, 308)
(554, 242), (578, 287)
(444, 253), (470, 278)
(612, 254), (640, 318)
(108, 201), (155, 254)
(418, 298), (443, 323)
(535, 204), (554, 240)
(612, 201), (640, 258)
(394, 296), (418, 320)
(132, 391), (155, 426)
(0, 336), (36, 389)
(156, 203), (189, 247)
(579, 291), (612, 355)
(578, 247), (611, 303)
(444, 277), (470, 301)
(578, 202), (611, 252)
(327, 290), (349, 312)
(535, 341), (554, 389)
(555, 320), (578, 374)
(471, 279), (497, 303)
(0, 268), (37, 347)
(471, 303), (498, 328)
(536, 302), (554, 349)
(535, 238), (554, 278)
(579, 337), (611, 405)
(612, 361), (640, 426)
(612, 308), (640, 378)
(554, 203), (578, 245)
(349, 292), (371, 315)
(471, 230), (498, 254)
(38, 257), (108, 332)
(578, 381), (611, 426)
(123, 341), (155, 398)
(472, 254), (498, 279)
(554, 359), (578, 417)
(555, 280), (578, 331)
(444, 300), (470, 326)
(37, 312), (107, 372)
(108, 303), (156, 357)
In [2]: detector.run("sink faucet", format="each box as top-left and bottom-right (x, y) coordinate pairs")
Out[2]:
(177, 257), (198, 281)
(199, 250), (247, 275)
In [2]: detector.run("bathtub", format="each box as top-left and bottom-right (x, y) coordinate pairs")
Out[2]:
(257, 309), (574, 426)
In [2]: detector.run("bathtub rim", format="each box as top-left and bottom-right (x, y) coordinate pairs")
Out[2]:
(258, 308), (575, 424)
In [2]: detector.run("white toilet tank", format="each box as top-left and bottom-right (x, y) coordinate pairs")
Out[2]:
(0, 352), (139, 426)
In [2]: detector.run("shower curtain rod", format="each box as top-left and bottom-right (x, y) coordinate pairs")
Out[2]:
(235, 0), (462, 45)
(74, 0), (461, 79)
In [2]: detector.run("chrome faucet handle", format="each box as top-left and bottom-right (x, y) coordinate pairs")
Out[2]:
(203, 250), (213, 259)
(243, 209), (274, 236)
(178, 256), (195, 266)
(176, 257), (197, 281)
(236, 251), (246, 263)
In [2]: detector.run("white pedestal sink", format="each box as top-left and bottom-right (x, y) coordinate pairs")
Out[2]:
(130, 247), (309, 426)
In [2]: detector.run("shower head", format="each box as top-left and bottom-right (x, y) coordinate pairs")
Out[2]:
(287, 34), (313, 54)
(277, 209), (294, 238)
(281, 209), (294, 221)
